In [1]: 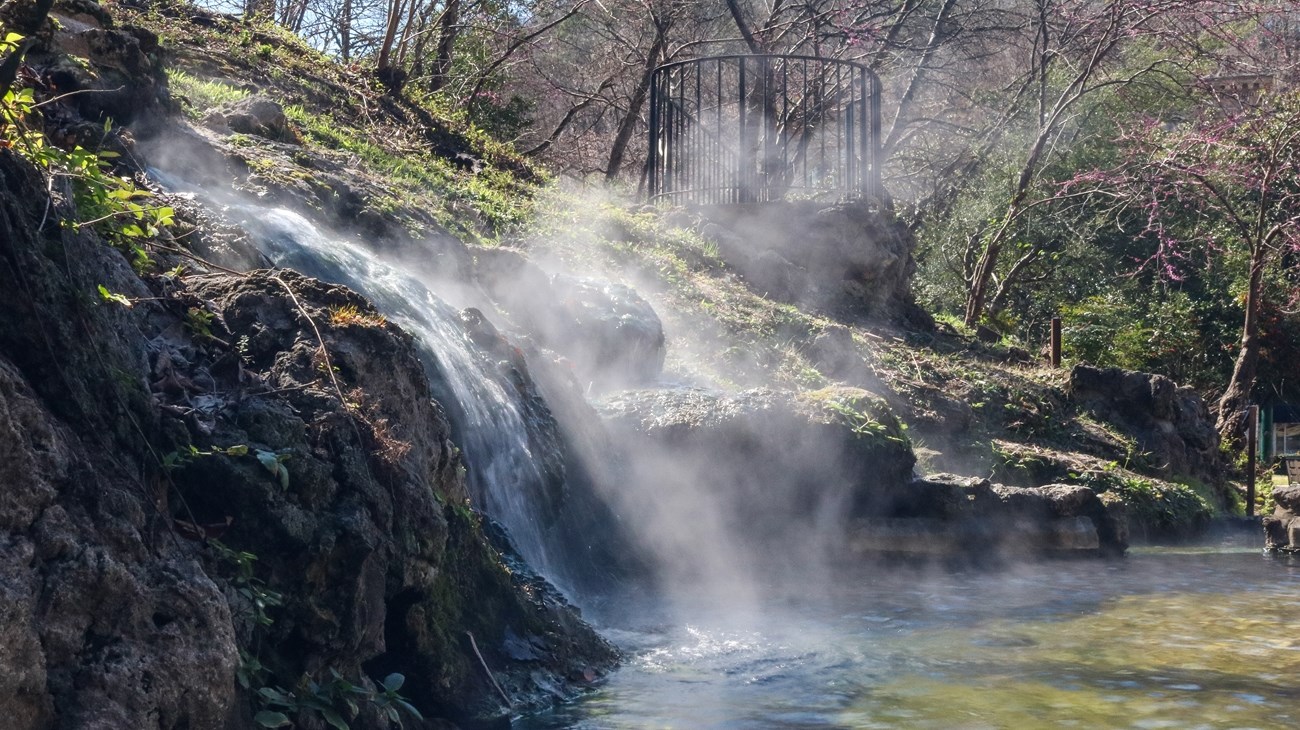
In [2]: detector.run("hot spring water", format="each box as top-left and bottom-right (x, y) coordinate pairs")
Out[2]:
(152, 172), (1296, 728)
(223, 210), (1298, 730)
(523, 547), (1299, 729)
(226, 204), (567, 589)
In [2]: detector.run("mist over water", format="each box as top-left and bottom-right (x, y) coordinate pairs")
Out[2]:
(151, 162), (572, 590)
(524, 548), (1300, 729)
(234, 207), (568, 573)
(147, 161), (1299, 730)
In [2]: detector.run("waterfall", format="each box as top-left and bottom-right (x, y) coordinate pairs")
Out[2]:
(199, 200), (563, 589)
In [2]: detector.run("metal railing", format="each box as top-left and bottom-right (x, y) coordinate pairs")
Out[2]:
(646, 54), (882, 206)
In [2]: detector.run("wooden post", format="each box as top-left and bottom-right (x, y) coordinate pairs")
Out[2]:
(1247, 404), (1258, 516)
(1050, 317), (1062, 368)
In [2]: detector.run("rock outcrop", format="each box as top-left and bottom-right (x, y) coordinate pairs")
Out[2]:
(590, 385), (917, 579)
(1069, 365), (1226, 494)
(1264, 484), (1300, 552)
(2, 0), (172, 137)
(850, 475), (1128, 558)
(697, 200), (917, 318)
(0, 148), (615, 728)
(474, 246), (666, 390)
(586, 384), (1128, 572)
(203, 94), (297, 143)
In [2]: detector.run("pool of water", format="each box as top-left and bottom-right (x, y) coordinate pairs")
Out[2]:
(520, 548), (1300, 729)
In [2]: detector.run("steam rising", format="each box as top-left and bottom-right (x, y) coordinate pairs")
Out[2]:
(146, 137), (899, 626)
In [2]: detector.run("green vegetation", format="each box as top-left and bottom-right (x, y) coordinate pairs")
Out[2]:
(121, 3), (543, 245)
(280, 102), (532, 238)
(253, 670), (423, 729)
(518, 190), (831, 388)
(1068, 465), (1216, 538)
(167, 69), (249, 117)
(814, 389), (910, 446)
(210, 540), (283, 629)
(3, 58), (173, 273)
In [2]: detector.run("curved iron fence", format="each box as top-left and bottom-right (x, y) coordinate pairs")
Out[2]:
(646, 54), (881, 205)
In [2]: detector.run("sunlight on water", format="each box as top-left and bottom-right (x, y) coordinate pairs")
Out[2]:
(521, 550), (1300, 729)
(148, 169), (572, 590)
(233, 207), (568, 583)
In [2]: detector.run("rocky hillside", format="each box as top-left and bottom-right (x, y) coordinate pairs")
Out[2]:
(0, 1), (614, 728)
(507, 191), (1241, 544)
(0, 0), (1256, 727)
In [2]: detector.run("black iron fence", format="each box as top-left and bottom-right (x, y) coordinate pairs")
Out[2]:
(646, 54), (882, 206)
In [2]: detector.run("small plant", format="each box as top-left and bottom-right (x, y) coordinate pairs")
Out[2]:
(255, 670), (423, 729)
(254, 448), (292, 490)
(97, 284), (133, 307)
(3, 64), (174, 270)
(162, 443), (250, 472)
(210, 540), (283, 628)
(237, 649), (271, 691)
(184, 306), (216, 339)
(822, 396), (908, 445)
(328, 303), (386, 328)
(990, 441), (1049, 481)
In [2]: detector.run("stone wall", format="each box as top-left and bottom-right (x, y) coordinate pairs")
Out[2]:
(696, 200), (919, 320)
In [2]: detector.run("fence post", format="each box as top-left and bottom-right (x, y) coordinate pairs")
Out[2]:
(1247, 404), (1258, 517)
(647, 69), (659, 200)
(1050, 317), (1062, 368)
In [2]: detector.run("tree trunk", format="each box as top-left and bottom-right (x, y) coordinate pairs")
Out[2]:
(882, 0), (957, 156)
(605, 23), (668, 182)
(339, 0), (353, 62)
(245, 0), (275, 20)
(427, 0), (460, 93)
(375, 0), (406, 72)
(1216, 244), (1267, 451)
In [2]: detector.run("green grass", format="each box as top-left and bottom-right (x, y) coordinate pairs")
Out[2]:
(281, 103), (533, 241)
(127, 3), (543, 245)
(516, 189), (839, 387)
(167, 69), (248, 117)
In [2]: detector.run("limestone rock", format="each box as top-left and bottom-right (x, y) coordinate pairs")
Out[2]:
(860, 477), (1127, 557)
(1069, 365), (1227, 496)
(593, 385), (916, 571)
(1273, 484), (1300, 512)
(475, 246), (666, 389)
(204, 95), (297, 143)
(1266, 485), (1300, 552)
(696, 200), (917, 318)
(0, 148), (615, 727)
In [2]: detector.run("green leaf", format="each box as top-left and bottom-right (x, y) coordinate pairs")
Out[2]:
(396, 699), (423, 720)
(96, 284), (132, 307)
(319, 707), (350, 730)
(254, 711), (292, 728)
(225, 444), (249, 456)
(256, 450), (280, 478)
(257, 687), (293, 706)
(382, 673), (405, 692)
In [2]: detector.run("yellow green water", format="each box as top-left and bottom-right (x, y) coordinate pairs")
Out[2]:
(524, 550), (1300, 729)
(852, 590), (1300, 729)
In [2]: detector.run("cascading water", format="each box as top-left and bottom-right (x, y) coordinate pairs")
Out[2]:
(146, 171), (1300, 730)
(235, 207), (563, 583)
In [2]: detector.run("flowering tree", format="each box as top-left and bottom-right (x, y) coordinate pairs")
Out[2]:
(955, 0), (1271, 327)
(1112, 90), (1300, 448)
